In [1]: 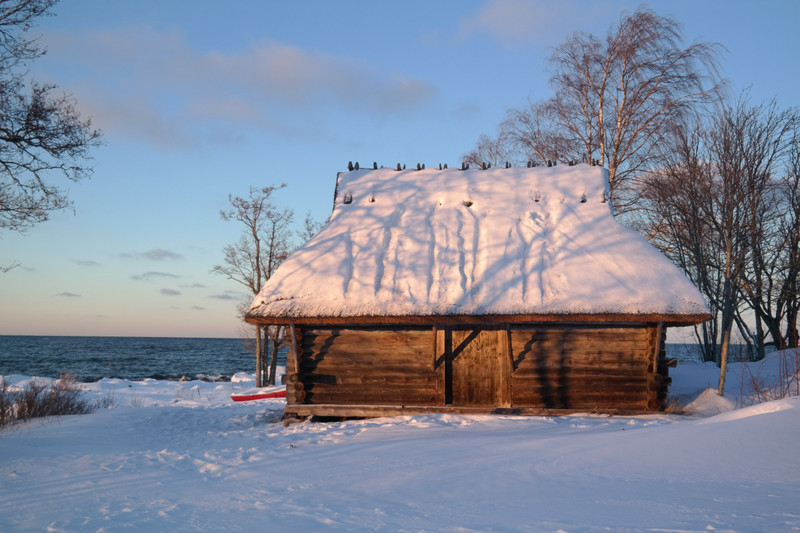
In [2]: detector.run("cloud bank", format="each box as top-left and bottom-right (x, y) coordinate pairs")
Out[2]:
(131, 272), (180, 282)
(42, 27), (437, 147)
(120, 249), (183, 261)
(456, 0), (611, 47)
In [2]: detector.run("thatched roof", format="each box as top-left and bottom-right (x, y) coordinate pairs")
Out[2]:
(247, 164), (710, 326)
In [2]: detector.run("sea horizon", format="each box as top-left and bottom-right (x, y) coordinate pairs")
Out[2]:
(0, 335), (710, 383)
(0, 336), (278, 382)
(0, 333), (247, 340)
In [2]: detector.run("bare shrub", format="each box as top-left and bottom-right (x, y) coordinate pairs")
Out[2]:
(738, 348), (800, 406)
(0, 379), (10, 427)
(778, 347), (800, 398)
(0, 374), (112, 429)
(93, 390), (117, 409)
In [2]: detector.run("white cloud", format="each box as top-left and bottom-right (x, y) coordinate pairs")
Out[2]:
(208, 291), (243, 301)
(40, 26), (436, 147)
(142, 249), (183, 261)
(120, 249), (183, 261)
(456, 0), (614, 47)
(131, 272), (180, 282)
(73, 260), (101, 267)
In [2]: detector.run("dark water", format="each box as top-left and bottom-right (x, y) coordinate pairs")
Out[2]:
(667, 343), (754, 363)
(1, 335), (705, 383)
(666, 343), (704, 362)
(0, 336), (286, 382)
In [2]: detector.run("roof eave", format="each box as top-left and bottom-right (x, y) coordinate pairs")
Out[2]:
(245, 312), (712, 328)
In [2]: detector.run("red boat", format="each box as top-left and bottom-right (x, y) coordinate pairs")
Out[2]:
(231, 388), (287, 402)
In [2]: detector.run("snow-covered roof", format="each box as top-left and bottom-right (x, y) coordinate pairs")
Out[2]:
(247, 164), (710, 325)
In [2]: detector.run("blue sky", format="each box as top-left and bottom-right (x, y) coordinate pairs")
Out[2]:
(1, 0), (798, 338)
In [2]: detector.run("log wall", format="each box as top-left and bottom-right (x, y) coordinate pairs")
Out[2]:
(293, 328), (438, 406)
(285, 323), (670, 416)
(509, 326), (662, 410)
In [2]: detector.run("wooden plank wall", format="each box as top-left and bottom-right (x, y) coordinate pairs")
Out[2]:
(287, 324), (669, 413)
(653, 324), (671, 409)
(295, 328), (438, 406)
(449, 329), (511, 407)
(509, 326), (662, 410)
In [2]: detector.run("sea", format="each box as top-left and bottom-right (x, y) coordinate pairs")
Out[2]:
(0, 336), (286, 382)
(0, 335), (705, 383)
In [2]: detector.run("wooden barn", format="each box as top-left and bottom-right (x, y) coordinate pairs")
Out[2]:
(246, 163), (710, 418)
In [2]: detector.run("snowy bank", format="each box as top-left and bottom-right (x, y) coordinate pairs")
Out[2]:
(2, 354), (799, 532)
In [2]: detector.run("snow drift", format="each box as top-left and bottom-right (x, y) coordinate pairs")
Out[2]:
(1, 358), (799, 532)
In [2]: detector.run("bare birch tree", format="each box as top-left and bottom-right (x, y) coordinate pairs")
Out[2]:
(0, 0), (102, 236)
(499, 7), (722, 212)
(300, 210), (326, 242)
(639, 120), (721, 362)
(779, 140), (800, 348)
(500, 101), (575, 165)
(728, 101), (797, 356)
(213, 185), (293, 387)
(641, 96), (799, 394)
(462, 133), (512, 169)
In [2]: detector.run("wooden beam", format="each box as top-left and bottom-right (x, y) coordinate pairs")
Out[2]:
(434, 327), (446, 405)
(500, 325), (512, 407)
(289, 323), (301, 378)
(246, 312), (713, 328)
(444, 328), (453, 405)
(651, 322), (664, 376)
(432, 326), (437, 369)
(503, 324), (514, 369)
(284, 404), (663, 419)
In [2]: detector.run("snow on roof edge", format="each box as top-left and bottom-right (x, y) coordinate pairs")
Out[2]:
(248, 164), (710, 322)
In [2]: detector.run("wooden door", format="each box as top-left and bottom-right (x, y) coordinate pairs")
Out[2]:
(450, 329), (510, 407)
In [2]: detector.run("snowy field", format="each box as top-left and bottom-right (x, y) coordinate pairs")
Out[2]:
(2, 354), (799, 532)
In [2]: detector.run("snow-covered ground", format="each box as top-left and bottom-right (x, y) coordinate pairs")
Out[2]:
(2, 353), (799, 532)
